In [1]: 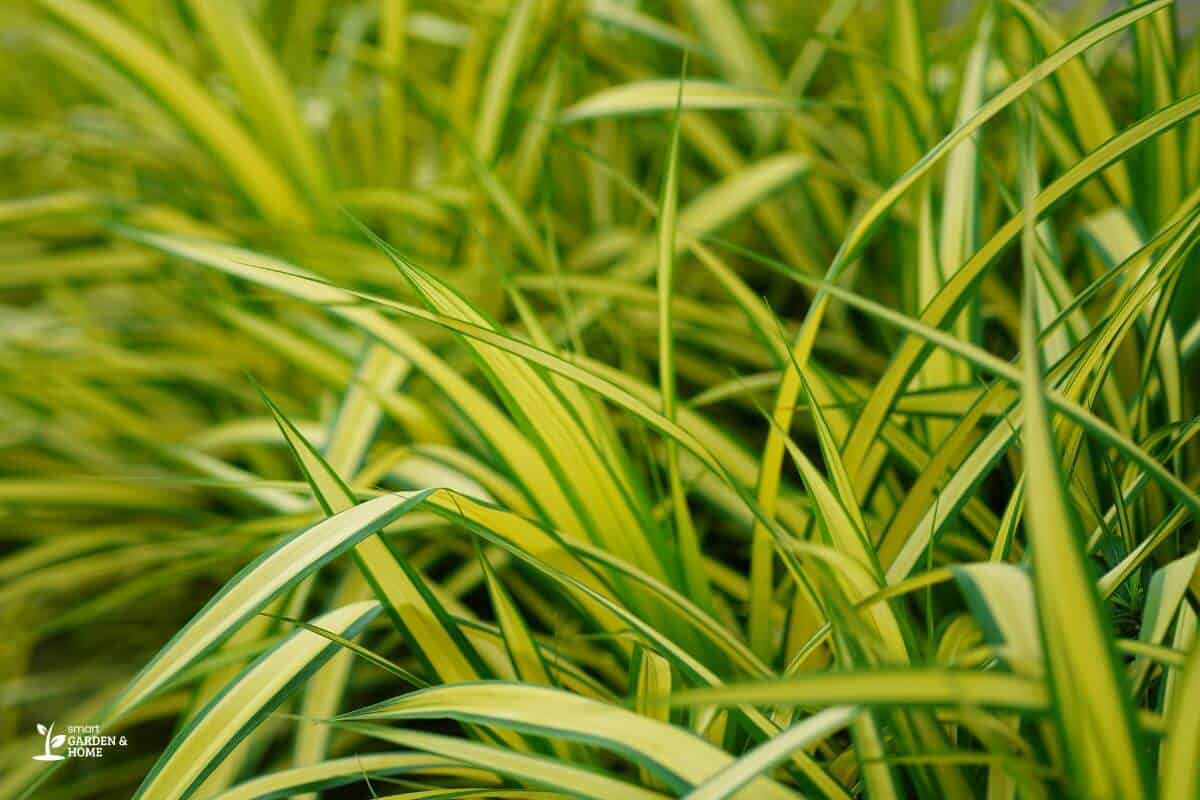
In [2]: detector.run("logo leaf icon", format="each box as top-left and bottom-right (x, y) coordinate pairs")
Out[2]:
(36, 724), (47, 735)
(51, 735), (65, 748)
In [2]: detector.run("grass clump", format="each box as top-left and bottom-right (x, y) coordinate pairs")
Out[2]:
(1, 1), (1198, 798)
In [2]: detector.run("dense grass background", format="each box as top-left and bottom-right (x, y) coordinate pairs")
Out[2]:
(1, 1), (1199, 798)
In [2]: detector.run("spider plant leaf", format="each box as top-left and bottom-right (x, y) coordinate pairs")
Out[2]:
(951, 563), (1042, 675)
(342, 682), (801, 799)
(1018, 120), (1150, 800)
(367, 232), (679, 587)
(116, 228), (591, 548)
(1128, 551), (1200, 691)
(1004, 0), (1133, 205)
(378, 0), (409, 186)
(736, 0), (1167, 667)
(35, 0), (312, 225)
(657, 71), (713, 611)
(1129, 1), (1182, 228)
(561, 81), (797, 123)
(777, 417), (908, 660)
(681, 0), (780, 144)
(473, 0), (538, 164)
(343, 725), (666, 800)
(682, 707), (859, 800)
(182, 0), (333, 218)
(585, 0), (701, 53)
(133, 601), (380, 800)
(1160, 640), (1200, 799)
(631, 645), (672, 723)
(259, 388), (492, 685)
(673, 669), (1048, 711)
(479, 548), (554, 687)
(211, 753), (495, 800)
(839, 86), (1200, 487)
(832, 0), (1163, 271)
(104, 491), (431, 721)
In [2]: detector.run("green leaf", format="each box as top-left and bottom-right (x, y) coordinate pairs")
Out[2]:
(105, 491), (432, 721)
(683, 707), (859, 800)
(343, 682), (801, 799)
(1018, 118), (1150, 799)
(134, 601), (380, 800)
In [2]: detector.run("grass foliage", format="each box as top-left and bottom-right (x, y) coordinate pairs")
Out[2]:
(2, 0), (1199, 798)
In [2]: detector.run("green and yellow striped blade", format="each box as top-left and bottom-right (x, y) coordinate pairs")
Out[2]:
(133, 601), (380, 800)
(343, 682), (801, 800)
